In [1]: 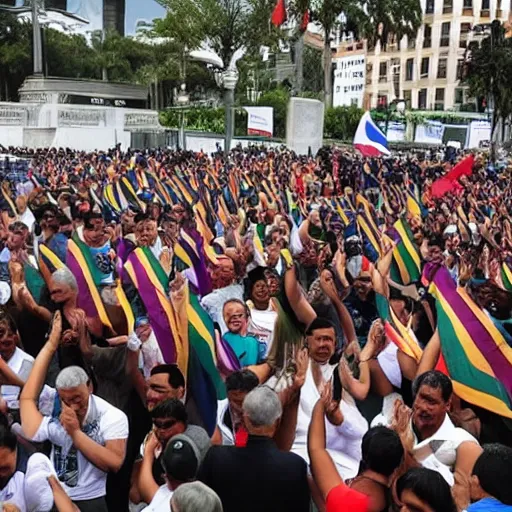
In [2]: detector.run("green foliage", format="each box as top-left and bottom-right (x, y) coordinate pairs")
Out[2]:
(156, 0), (280, 68)
(324, 105), (364, 140)
(303, 46), (323, 95)
(464, 21), (512, 137)
(257, 87), (290, 138)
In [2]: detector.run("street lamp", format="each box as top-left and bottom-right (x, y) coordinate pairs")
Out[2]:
(215, 68), (239, 157)
(176, 83), (190, 150)
(385, 98), (406, 134)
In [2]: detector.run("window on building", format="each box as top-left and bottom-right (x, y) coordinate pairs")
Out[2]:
(379, 61), (387, 82)
(424, 24), (432, 48)
(426, 0), (435, 13)
(420, 57), (429, 78)
(418, 88), (427, 109)
(403, 90), (412, 108)
(440, 22), (451, 46)
(435, 88), (445, 110)
(481, 0), (490, 9)
(443, 0), (453, 13)
(406, 58), (414, 81)
(437, 58), (447, 78)
(460, 23), (471, 48)
(463, 0), (472, 7)
(454, 87), (464, 104)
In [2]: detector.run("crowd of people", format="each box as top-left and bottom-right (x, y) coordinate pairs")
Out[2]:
(0, 143), (511, 512)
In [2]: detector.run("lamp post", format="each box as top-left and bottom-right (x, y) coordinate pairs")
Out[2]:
(217, 68), (239, 157)
(176, 83), (190, 150)
(32, 0), (43, 75)
(385, 98), (406, 135)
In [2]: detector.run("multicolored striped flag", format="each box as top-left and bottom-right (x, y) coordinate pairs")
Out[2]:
(375, 293), (423, 362)
(124, 247), (180, 363)
(426, 264), (512, 419)
(388, 217), (422, 286)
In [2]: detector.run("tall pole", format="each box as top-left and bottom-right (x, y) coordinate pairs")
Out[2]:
(32, 0), (43, 76)
(222, 69), (238, 157)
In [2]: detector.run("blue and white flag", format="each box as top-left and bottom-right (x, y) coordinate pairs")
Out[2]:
(353, 111), (390, 157)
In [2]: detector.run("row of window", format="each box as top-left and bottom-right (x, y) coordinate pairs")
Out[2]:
(384, 21), (480, 51)
(375, 87), (466, 110)
(425, 0), (492, 14)
(377, 57), (463, 81)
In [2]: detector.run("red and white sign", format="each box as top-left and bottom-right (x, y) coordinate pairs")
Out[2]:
(244, 107), (273, 137)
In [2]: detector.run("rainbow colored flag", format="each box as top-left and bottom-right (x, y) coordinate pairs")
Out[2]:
(187, 291), (228, 435)
(124, 247), (180, 363)
(389, 217), (421, 286)
(67, 236), (134, 334)
(375, 293), (423, 362)
(427, 264), (512, 419)
(173, 228), (212, 297)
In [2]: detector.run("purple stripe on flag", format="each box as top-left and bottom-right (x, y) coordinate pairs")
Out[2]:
(66, 250), (98, 320)
(433, 267), (512, 398)
(128, 255), (177, 363)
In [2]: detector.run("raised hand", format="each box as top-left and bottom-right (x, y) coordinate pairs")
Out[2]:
(320, 381), (344, 427)
(60, 402), (80, 436)
(292, 347), (309, 390)
(48, 311), (63, 350)
(391, 399), (414, 453)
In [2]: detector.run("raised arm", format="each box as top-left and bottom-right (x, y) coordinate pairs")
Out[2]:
(138, 431), (160, 503)
(284, 264), (316, 328)
(20, 311), (62, 439)
(0, 357), (25, 387)
(308, 386), (344, 500)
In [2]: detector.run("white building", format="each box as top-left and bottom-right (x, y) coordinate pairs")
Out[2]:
(333, 54), (366, 107)
(362, 0), (511, 110)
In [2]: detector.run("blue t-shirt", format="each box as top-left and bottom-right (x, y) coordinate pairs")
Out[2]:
(468, 498), (512, 512)
(223, 332), (265, 367)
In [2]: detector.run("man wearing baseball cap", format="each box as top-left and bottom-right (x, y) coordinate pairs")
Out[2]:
(141, 425), (211, 512)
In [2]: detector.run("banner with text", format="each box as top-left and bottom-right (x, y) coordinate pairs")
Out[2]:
(244, 107), (273, 137)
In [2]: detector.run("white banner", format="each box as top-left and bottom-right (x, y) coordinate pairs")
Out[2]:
(466, 120), (491, 149)
(243, 107), (273, 137)
(415, 120), (445, 144)
(333, 55), (365, 108)
(387, 121), (406, 142)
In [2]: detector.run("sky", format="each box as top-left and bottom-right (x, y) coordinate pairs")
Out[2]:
(8, 0), (166, 36)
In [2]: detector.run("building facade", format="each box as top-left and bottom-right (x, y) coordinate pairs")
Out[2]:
(363, 0), (511, 110)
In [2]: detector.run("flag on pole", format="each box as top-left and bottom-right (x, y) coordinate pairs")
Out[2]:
(353, 111), (390, 157)
(271, 0), (287, 26)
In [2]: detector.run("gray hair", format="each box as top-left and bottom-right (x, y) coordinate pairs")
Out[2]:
(242, 386), (282, 427)
(56, 366), (89, 390)
(171, 482), (223, 512)
(52, 267), (78, 292)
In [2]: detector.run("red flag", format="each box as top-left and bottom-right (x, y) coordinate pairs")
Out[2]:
(300, 9), (309, 31)
(431, 155), (474, 198)
(271, 0), (287, 26)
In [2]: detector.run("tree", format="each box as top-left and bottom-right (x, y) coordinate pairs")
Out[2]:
(307, 0), (421, 107)
(0, 13), (32, 101)
(464, 20), (512, 145)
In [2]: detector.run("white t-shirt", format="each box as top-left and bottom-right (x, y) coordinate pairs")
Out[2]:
(0, 471), (26, 512)
(2, 347), (34, 409)
(142, 485), (173, 512)
(200, 284), (244, 334)
(31, 394), (129, 501)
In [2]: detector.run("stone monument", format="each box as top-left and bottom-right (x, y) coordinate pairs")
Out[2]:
(286, 97), (324, 156)
(0, 76), (165, 150)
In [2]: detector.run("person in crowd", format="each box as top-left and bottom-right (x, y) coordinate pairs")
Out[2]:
(19, 311), (129, 512)
(452, 443), (512, 512)
(170, 482), (223, 512)
(199, 386), (310, 512)
(0, 311), (33, 413)
(141, 425), (211, 511)
(130, 397), (187, 505)
(222, 300), (265, 367)
(392, 370), (482, 484)
(212, 369), (259, 446)
(308, 385), (404, 512)
(396, 467), (458, 512)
